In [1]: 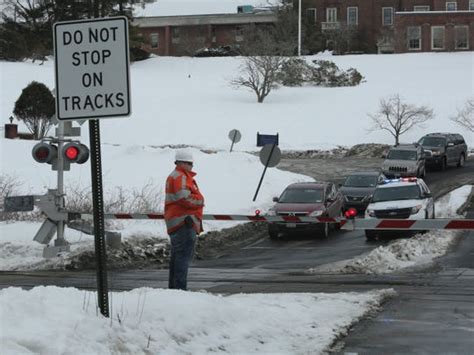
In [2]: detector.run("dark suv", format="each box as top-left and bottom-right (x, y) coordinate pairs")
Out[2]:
(267, 182), (344, 239)
(418, 133), (467, 170)
(340, 171), (386, 215)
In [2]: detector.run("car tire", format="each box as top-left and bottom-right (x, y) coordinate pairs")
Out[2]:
(365, 230), (377, 242)
(440, 157), (447, 171)
(320, 223), (329, 238)
(334, 210), (344, 231)
(456, 154), (465, 168)
(420, 166), (426, 178)
(268, 227), (279, 240)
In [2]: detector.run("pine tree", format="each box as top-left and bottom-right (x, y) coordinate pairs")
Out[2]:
(13, 81), (55, 139)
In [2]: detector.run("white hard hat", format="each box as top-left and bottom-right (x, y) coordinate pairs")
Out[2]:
(175, 149), (194, 163)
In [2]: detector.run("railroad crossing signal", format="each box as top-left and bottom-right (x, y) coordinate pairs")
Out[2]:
(32, 143), (58, 164)
(63, 142), (89, 164)
(32, 141), (90, 170)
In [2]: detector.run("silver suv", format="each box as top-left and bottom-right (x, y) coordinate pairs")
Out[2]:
(418, 133), (467, 170)
(381, 144), (426, 178)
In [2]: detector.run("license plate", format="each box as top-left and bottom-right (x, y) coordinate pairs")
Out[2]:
(286, 223), (297, 228)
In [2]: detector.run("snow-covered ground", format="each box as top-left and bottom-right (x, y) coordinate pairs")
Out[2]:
(309, 185), (473, 275)
(1, 52), (472, 153)
(0, 286), (395, 354)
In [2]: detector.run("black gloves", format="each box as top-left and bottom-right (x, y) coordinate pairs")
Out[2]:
(184, 216), (195, 228)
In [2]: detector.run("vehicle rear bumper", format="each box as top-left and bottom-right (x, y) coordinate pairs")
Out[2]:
(269, 222), (324, 234)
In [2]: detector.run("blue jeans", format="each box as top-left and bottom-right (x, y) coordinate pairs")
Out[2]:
(168, 225), (196, 290)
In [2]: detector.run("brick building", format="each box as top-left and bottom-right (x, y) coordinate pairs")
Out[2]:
(133, 12), (276, 56)
(299, 0), (474, 53)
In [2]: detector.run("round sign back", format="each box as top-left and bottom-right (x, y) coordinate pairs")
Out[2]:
(259, 144), (281, 168)
(228, 129), (242, 143)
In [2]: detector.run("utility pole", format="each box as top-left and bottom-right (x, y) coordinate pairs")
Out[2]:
(298, 0), (302, 56)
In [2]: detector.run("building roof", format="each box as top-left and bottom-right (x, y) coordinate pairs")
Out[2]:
(133, 12), (277, 27)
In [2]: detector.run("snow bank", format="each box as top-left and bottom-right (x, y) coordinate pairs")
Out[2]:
(309, 185), (473, 275)
(0, 286), (395, 354)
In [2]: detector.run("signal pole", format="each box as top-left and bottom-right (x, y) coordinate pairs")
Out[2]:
(56, 120), (65, 245)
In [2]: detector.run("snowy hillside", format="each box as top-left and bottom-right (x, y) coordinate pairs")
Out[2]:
(1, 52), (472, 154)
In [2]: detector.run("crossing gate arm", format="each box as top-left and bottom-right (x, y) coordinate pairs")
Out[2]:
(341, 218), (474, 231)
(67, 213), (474, 231)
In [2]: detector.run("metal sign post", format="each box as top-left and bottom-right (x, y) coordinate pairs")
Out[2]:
(253, 144), (282, 201)
(228, 129), (241, 152)
(53, 16), (131, 318)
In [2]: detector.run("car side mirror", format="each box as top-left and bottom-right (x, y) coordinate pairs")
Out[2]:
(272, 197), (279, 202)
(425, 192), (432, 198)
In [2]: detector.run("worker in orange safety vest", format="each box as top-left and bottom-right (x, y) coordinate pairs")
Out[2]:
(165, 149), (204, 290)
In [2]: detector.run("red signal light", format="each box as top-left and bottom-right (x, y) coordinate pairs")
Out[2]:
(344, 208), (358, 219)
(62, 143), (89, 164)
(65, 146), (79, 160)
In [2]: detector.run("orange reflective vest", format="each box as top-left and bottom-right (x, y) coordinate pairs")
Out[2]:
(164, 166), (204, 234)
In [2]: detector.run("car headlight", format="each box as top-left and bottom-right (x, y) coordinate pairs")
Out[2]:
(363, 195), (373, 201)
(266, 210), (276, 216)
(432, 151), (441, 156)
(410, 205), (422, 214)
(367, 209), (376, 217)
(309, 210), (323, 217)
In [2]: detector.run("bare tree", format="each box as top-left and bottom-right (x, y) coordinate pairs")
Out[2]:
(231, 55), (286, 103)
(369, 94), (434, 145)
(451, 98), (474, 132)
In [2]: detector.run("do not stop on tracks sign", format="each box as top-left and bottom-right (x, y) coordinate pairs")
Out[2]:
(54, 17), (131, 120)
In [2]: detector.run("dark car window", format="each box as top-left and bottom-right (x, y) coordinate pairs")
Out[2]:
(387, 150), (417, 160)
(418, 137), (446, 147)
(279, 188), (323, 203)
(344, 175), (378, 187)
(372, 185), (422, 202)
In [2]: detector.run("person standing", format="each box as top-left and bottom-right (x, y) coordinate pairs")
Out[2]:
(164, 149), (204, 290)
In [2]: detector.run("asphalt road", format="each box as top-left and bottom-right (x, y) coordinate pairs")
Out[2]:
(1, 156), (473, 354)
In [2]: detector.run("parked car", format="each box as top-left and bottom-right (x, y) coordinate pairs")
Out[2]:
(267, 182), (344, 239)
(418, 133), (467, 170)
(381, 144), (426, 178)
(340, 171), (386, 215)
(364, 177), (435, 241)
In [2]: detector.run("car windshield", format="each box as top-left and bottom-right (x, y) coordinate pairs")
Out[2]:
(372, 185), (421, 202)
(418, 137), (446, 147)
(387, 150), (417, 160)
(279, 188), (323, 203)
(344, 175), (378, 187)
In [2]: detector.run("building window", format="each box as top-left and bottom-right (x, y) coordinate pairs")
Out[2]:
(382, 7), (393, 26)
(306, 8), (317, 24)
(431, 26), (445, 50)
(446, 2), (457, 11)
(455, 26), (469, 49)
(150, 33), (159, 48)
(347, 7), (358, 25)
(470, 0), (474, 10)
(414, 5), (430, 11)
(235, 26), (244, 42)
(326, 8), (337, 22)
(211, 27), (217, 43)
(171, 27), (180, 44)
(407, 26), (421, 50)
